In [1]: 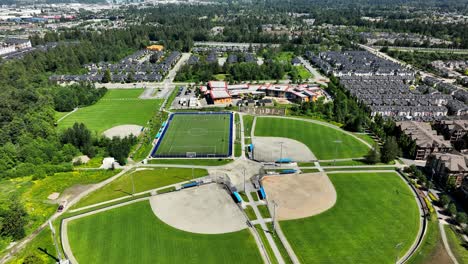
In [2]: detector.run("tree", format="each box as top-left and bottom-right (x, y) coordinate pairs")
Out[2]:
(365, 145), (380, 164)
(440, 194), (450, 208)
(448, 203), (457, 217)
(381, 136), (401, 163)
(0, 197), (27, 240)
(456, 212), (468, 225)
(102, 69), (111, 83)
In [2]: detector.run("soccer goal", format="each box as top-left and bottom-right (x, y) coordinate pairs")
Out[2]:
(186, 152), (197, 158)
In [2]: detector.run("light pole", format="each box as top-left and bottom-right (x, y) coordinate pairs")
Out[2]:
(279, 142), (284, 167)
(243, 168), (246, 192)
(131, 172), (135, 195)
(272, 200), (278, 236)
(333, 140), (342, 166)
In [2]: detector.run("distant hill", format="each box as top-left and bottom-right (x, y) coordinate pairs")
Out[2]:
(0, 0), (106, 5)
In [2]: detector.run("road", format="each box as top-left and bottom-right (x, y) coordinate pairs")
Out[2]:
(297, 56), (329, 85)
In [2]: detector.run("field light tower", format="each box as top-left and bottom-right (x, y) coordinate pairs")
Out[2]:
(395, 242), (403, 264)
(49, 220), (70, 264)
(271, 200), (278, 236)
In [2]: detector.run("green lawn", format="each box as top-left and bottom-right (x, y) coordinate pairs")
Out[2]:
(74, 168), (207, 208)
(214, 74), (229, 81)
(148, 159), (233, 166)
(445, 225), (468, 263)
(275, 52), (294, 63)
(67, 201), (262, 264)
(154, 113), (232, 157)
(280, 172), (420, 264)
(254, 225), (279, 264)
(242, 115), (255, 137)
(58, 89), (163, 133)
(254, 117), (369, 160)
(295, 65), (312, 79)
(407, 215), (441, 264)
(245, 205), (257, 221)
(258, 205), (271, 219)
(55, 111), (70, 121)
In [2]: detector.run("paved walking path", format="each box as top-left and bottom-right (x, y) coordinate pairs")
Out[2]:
(433, 203), (459, 264)
(56, 107), (78, 123)
(245, 188), (286, 264)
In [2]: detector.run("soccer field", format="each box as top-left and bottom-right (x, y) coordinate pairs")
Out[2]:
(280, 172), (420, 264)
(67, 201), (262, 264)
(57, 89), (163, 133)
(152, 112), (233, 158)
(254, 117), (369, 160)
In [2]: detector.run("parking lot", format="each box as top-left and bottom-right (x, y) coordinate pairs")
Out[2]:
(171, 86), (202, 109)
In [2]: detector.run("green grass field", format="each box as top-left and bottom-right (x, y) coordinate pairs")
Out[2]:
(154, 113), (232, 157)
(254, 117), (369, 160)
(74, 168), (207, 208)
(57, 89), (163, 133)
(67, 201), (262, 264)
(295, 65), (312, 79)
(280, 172), (420, 264)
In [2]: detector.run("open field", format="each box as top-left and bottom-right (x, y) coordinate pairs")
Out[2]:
(74, 168), (207, 208)
(254, 117), (369, 160)
(67, 201), (262, 264)
(280, 172), (420, 264)
(153, 113), (232, 157)
(58, 89), (163, 133)
(242, 115), (255, 137)
(444, 225), (468, 263)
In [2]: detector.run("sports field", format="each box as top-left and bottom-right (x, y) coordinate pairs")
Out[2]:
(67, 201), (262, 264)
(57, 89), (163, 133)
(153, 113), (232, 157)
(280, 172), (420, 264)
(73, 168), (208, 208)
(254, 117), (369, 159)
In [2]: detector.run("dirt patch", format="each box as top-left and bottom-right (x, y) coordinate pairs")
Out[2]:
(261, 172), (336, 220)
(48, 192), (60, 200)
(424, 239), (454, 264)
(59, 184), (93, 203)
(149, 184), (247, 234)
(252, 137), (316, 162)
(102, 124), (143, 138)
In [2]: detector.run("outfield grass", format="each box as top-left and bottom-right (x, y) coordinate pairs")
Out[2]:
(154, 113), (232, 157)
(280, 172), (420, 264)
(74, 168), (207, 208)
(444, 225), (468, 263)
(58, 89), (163, 133)
(254, 117), (369, 160)
(148, 159), (233, 166)
(67, 201), (262, 264)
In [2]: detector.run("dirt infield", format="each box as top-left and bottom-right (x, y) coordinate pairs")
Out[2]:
(149, 184), (247, 234)
(261, 172), (336, 220)
(252, 137), (316, 162)
(102, 124), (143, 138)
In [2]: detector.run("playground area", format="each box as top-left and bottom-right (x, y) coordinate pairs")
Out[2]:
(149, 183), (247, 234)
(261, 172), (336, 220)
(252, 136), (316, 162)
(152, 112), (232, 158)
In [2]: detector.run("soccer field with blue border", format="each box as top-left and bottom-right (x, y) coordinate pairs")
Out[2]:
(151, 112), (233, 158)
